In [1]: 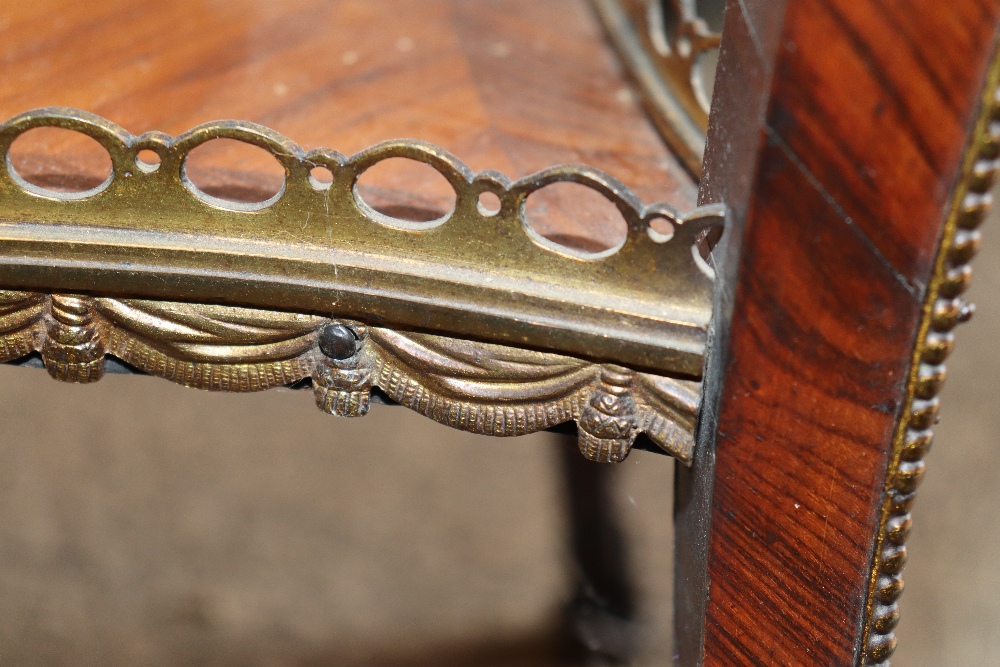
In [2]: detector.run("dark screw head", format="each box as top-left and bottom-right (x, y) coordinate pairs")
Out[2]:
(318, 323), (359, 359)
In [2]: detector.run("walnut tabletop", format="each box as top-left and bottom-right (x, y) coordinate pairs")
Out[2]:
(0, 0), (696, 247)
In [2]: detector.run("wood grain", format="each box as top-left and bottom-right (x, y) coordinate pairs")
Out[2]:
(0, 0), (695, 246)
(691, 1), (1000, 664)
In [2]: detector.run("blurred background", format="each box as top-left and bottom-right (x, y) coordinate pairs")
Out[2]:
(0, 216), (996, 666)
(0, 353), (674, 666)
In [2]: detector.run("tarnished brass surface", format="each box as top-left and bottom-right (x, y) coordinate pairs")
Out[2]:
(860, 47), (1000, 666)
(0, 291), (700, 463)
(593, 0), (722, 175)
(0, 108), (720, 377)
(0, 107), (719, 462)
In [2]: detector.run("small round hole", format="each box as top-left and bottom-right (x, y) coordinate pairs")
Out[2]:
(477, 191), (502, 217)
(135, 149), (161, 173)
(183, 138), (285, 208)
(647, 216), (675, 243)
(7, 126), (112, 196)
(523, 182), (628, 257)
(355, 157), (456, 225)
(692, 47), (721, 113)
(309, 166), (334, 190)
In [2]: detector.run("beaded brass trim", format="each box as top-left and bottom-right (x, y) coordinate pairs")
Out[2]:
(860, 50), (1000, 666)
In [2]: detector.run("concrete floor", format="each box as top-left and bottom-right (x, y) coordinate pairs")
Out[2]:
(0, 366), (674, 666)
(0, 230), (996, 665)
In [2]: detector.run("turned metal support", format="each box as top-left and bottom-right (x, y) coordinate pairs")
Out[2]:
(41, 294), (104, 383)
(560, 434), (643, 663)
(314, 323), (372, 418)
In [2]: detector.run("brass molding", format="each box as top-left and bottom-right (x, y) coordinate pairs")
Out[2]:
(593, 0), (722, 176)
(860, 51), (1000, 665)
(0, 292), (700, 463)
(0, 107), (720, 463)
(0, 108), (721, 378)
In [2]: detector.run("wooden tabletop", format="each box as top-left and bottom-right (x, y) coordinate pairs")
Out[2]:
(0, 0), (695, 247)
